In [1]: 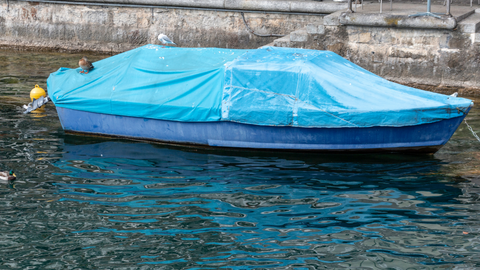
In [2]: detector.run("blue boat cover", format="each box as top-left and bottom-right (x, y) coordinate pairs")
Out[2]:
(47, 45), (473, 128)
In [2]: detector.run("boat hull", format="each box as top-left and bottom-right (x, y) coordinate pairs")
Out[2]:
(56, 107), (468, 153)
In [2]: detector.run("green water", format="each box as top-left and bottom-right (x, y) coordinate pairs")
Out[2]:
(1, 50), (480, 268)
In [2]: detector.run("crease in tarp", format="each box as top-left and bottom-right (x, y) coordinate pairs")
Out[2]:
(47, 45), (473, 128)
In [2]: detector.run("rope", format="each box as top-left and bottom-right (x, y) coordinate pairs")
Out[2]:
(465, 120), (480, 143)
(240, 12), (285, 37)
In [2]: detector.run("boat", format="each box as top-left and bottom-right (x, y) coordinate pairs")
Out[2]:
(47, 45), (473, 153)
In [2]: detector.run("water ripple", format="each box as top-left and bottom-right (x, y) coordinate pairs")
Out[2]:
(1, 50), (480, 268)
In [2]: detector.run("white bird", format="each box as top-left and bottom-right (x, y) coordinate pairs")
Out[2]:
(157, 34), (176, 45)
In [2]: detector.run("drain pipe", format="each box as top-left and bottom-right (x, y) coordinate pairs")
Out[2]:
(12, 0), (335, 16)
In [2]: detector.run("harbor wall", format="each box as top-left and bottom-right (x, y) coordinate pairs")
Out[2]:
(348, 27), (480, 94)
(0, 0), (326, 51)
(0, 0), (479, 92)
(292, 22), (480, 93)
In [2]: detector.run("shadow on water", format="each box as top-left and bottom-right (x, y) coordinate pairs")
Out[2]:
(1, 50), (480, 268)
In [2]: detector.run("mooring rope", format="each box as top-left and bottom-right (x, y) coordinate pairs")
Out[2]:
(465, 120), (480, 143)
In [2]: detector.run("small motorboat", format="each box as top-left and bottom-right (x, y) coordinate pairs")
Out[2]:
(47, 45), (473, 153)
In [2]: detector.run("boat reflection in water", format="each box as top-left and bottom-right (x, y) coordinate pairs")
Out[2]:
(52, 138), (478, 268)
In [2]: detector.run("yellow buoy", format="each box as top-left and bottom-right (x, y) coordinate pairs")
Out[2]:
(30, 84), (46, 102)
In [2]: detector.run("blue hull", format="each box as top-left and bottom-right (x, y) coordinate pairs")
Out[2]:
(56, 107), (468, 153)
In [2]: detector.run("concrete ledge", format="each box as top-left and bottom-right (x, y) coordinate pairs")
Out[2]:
(339, 12), (457, 29)
(456, 9), (475, 22)
(458, 12), (480, 33)
(289, 2), (348, 14)
(471, 33), (480, 43)
(43, 0), (348, 14)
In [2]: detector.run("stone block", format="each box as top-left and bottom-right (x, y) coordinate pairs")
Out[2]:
(306, 24), (325, 35)
(358, 32), (371, 43)
(290, 29), (308, 42)
(306, 24), (317, 34)
(324, 11), (343, 26)
(317, 25), (325, 35)
(273, 36), (291, 47)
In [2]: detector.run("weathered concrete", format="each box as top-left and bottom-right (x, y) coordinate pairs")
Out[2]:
(0, 0), (324, 52)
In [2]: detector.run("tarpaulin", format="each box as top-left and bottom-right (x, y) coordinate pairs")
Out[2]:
(47, 45), (473, 128)
(47, 45), (246, 122)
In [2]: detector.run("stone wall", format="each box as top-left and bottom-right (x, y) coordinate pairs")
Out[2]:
(347, 27), (480, 91)
(290, 22), (480, 93)
(0, 0), (324, 52)
(1, 0), (479, 92)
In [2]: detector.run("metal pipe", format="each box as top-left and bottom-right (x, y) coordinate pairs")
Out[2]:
(12, 0), (329, 16)
(446, 0), (451, 16)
